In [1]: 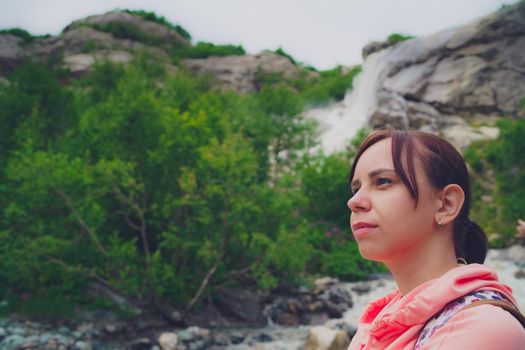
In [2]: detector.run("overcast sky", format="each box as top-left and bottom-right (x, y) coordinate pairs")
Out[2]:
(0, 0), (515, 69)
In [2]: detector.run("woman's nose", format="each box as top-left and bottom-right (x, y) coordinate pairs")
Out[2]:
(347, 189), (370, 213)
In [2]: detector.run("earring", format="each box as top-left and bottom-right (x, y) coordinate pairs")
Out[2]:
(437, 219), (444, 229)
(457, 257), (467, 265)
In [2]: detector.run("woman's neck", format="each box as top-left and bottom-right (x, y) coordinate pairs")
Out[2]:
(387, 234), (458, 296)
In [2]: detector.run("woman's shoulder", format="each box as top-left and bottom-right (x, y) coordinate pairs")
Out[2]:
(427, 303), (525, 349)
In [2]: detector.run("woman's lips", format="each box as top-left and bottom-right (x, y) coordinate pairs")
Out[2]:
(352, 222), (378, 238)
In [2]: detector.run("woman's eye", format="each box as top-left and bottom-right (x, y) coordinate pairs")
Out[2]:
(376, 178), (393, 186)
(351, 187), (360, 195)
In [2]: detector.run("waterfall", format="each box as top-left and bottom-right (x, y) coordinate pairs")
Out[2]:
(306, 48), (394, 154)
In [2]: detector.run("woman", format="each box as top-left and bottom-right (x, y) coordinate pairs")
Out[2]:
(347, 130), (525, 349)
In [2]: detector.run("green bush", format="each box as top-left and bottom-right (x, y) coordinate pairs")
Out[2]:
(0, 28), (50, 44)
(123, 9), (192, 40)
(173, 42), (245, 63)
(0, 55), (379, 318)
(301, 65), (362, 104)
(387, 33), (415, 44)
(465, 119), (525, 246)
(274, 47), (298, 65)
(90, 22), (162, 45)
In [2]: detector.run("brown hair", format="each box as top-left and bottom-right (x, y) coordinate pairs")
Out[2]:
(349, 130), (488, 264)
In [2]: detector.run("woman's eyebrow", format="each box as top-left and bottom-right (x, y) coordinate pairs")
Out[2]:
(350, 168), (395, 188)
(369, 168), (396, 178)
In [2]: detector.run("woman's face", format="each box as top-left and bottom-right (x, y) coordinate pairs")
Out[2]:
(347, 138), (441, 264)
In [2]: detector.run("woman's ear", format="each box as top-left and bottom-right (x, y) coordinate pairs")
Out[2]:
(435, 184), (465, 226)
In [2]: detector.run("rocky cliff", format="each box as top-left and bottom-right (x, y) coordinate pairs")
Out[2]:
(349, 2), (525, 150)
(0, 12), (190, 78)
(0, 11), (307, 92)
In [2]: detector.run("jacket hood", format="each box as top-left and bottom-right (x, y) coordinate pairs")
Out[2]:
(360, 264), (515, 343)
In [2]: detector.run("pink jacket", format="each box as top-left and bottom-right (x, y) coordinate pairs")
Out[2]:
(348, 264), (525, 349)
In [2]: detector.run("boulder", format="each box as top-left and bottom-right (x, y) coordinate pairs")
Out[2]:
(158, 332), (178, 350)
(0, 34), (26, 75)
(181, 52), (306, 93)
(64, 12), (190, 49)
(0, 11), (179, 78)
(213, 288), (267, 326)
(304, 326), (350, 350)
(508, 244), (525, 263)
(264, 278), (352, 326)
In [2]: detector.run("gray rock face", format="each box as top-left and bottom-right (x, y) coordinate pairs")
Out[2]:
(64, 12), (191, 49)
(0, 11), (183, 77)
(353, 2), (525, 143)
(214, 288), (267, 326)
(181, 52), (305, 93)
(0, 35), (25, 73)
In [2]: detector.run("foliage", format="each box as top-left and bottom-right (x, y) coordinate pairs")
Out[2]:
(0, 28), (50, 44)
(254, 65), (362, 105)
(300, 65), (362, 104)
(173, 42), (245, 62)
(274, 47), (298, 65)
(464, 119), (525, 246)
(122, 9), (192, 40)
(89, 22), (164, 46)
(387, 33), (415, 44)
(0, 55), (376, 317)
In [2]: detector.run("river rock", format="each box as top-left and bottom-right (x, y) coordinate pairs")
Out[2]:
(507, 244), (525, 263)
(158, 332), (178, 350)
(74, 340), (93, 350)
(127, 338), (151, 350)
(265, 278), (353, 326)
(304, 326), (350, 350)
(229, 331), (245, 345)
(213, 288), (266, 326)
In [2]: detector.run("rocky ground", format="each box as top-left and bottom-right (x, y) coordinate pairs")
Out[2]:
(1, 246), (524, 350)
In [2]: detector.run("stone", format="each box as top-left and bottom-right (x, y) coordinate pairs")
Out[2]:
(64, 12), (190, 49)
(158, 332), (178, 350)
(303, 312), (330, 326)
(327, 331), (351, 350)
(63, 51), (133, 75)
(508, 245), (525, 263)
(213, 288), (266, 326)
(327, 320), (358, 340)
(74, 340), (93, 350)
(362, 40), (395, 60)
(45, 338), (60, 349)
(181, 52), (308, 93)
(304, 326), (350, 350)
(1, 334), (26, 350)
(229, 331), (245, 345)
(170, 310), (184, 324)
(212, 332), (229, 346)
(515, 269), (525, 279)
(103, 323), (121, 334)
(253, 332), (273, 343)
(0, 34), (26, 75)
(314, 277), (339, 292)
(351, 284), (372, 295)
(276, 312), (299, 326)
(127, 338), (151, 350)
